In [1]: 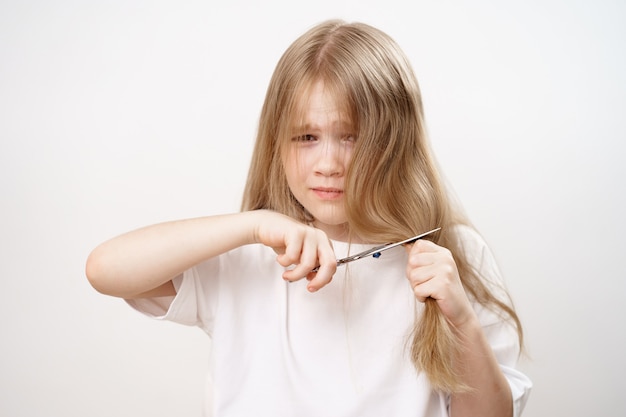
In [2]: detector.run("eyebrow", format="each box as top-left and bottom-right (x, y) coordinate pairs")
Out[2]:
(291, 121), (355, 133)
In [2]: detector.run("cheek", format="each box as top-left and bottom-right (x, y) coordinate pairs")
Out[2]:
(343, 148), (354, 167)
(337, 141), (355, 164)
(283, 149), (308, 179)
(282, 151), (303, 190)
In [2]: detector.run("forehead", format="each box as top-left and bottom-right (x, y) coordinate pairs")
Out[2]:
(292, 81), (354, 129)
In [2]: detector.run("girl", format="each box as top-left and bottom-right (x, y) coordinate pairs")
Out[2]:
(86, 20), (531, 417)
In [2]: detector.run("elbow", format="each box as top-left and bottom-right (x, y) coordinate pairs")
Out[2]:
(85, 247), (116, 296)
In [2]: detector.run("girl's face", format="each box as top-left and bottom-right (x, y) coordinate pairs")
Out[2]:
(282, 81), (356, 241)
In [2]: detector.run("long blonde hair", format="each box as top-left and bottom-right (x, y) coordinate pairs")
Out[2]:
(242, 20), (522, 393)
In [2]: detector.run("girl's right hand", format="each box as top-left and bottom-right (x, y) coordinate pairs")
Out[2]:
(251, 210), (337, 292)
(86, 210), (337, 298)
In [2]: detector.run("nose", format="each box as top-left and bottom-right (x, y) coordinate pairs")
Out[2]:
(313, 140), (346, 177)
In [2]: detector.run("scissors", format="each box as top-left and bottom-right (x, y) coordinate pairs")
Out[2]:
(311, 227), (441, 272)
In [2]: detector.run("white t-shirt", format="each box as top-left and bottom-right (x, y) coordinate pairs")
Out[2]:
(129, 226), (532, 417)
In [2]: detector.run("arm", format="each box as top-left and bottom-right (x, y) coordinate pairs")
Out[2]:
(86, 210), (337, 299)
(406, 240), (512, 417)
(448, 316), (513, 417)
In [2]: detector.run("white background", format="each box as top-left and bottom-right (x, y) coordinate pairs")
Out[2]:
(1, 1), (625, 416)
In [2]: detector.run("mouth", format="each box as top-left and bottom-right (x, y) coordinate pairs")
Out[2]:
(312, 187), (344, 200)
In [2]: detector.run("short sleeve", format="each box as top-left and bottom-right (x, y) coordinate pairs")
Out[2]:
(125, 257), (221, 335)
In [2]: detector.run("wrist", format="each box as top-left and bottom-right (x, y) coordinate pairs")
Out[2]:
(241, 209), (269, 245)
(449, 311), (481, 337)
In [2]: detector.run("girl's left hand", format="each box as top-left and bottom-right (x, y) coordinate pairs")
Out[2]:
(405, 239), (476, 328)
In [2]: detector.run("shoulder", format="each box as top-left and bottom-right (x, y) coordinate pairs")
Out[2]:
(450, 223), (487, 249)
(449, 223), (510, 295)
(450, 224), (506, 268)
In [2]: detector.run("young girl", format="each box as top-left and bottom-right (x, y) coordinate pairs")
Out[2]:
(87, 20), (531, 417)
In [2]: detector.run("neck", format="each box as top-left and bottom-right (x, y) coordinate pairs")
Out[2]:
(312, 221), (366, 243)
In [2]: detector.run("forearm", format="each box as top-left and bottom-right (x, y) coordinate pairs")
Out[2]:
(86, 211), (260, 298)
(449, 317), (513, 417)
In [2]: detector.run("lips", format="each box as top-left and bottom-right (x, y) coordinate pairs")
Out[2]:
(312, 187), (344, 200)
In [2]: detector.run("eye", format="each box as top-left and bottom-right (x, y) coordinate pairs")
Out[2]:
(342, 134), (356, 143)
(291, 134), (317, 142)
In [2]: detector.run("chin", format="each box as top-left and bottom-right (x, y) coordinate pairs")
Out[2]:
(309, 209), (345, 224)
(311, 214), (348, 233)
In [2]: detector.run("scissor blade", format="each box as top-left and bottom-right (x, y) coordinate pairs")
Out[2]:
(373, 227), (441, 254)
(342, 227), (442, 262)
(311, 227), (441, 272)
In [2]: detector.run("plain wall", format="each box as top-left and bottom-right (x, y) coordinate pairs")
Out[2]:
(1, 1), (625, 416)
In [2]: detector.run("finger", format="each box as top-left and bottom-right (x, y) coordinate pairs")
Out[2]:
(407, 250), (458, 280)
(275, 229), (306, 268)
(411, 283), (450, 306)
(282, 234), (320, 281)
(406, 263), (437, 287)
(412, 283), (431, 303)
(413, 238), (442, 253)
(406, 249), (440, 274)
(406, 240), (451, 268)
(411, 273), (473, 325)
(272, 247), (286, 256)
(410, 261), (450, 300)
(305, 258), (336, 292)
(280, 228), (333, 281)
(409, 258), (462, 295)
(305, 236), (337, 292)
